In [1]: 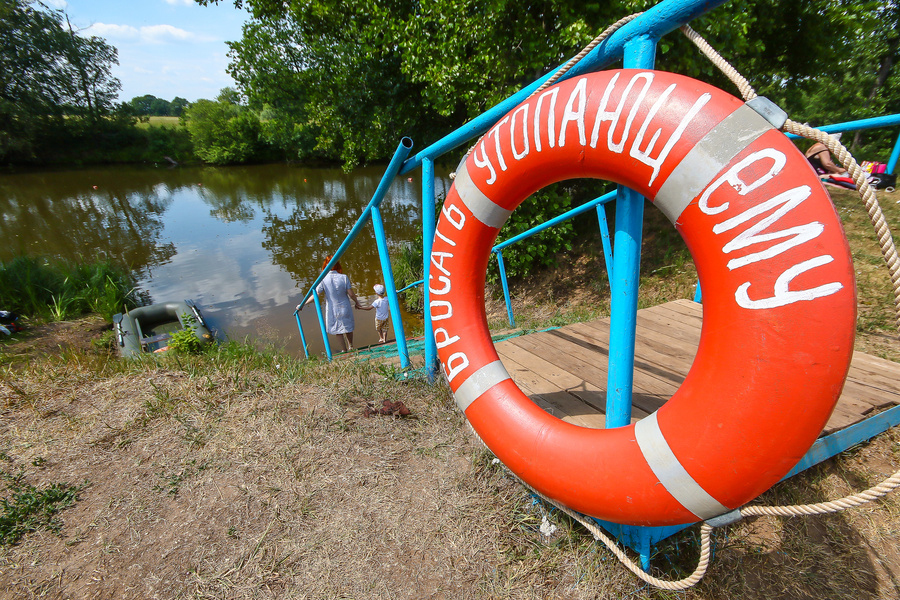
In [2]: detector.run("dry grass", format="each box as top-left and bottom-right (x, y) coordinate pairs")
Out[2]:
(1, 187), (900, 599)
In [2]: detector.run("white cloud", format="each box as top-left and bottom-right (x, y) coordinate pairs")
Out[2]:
(86, 22), (215, 44)
(163, 0), (194, 5)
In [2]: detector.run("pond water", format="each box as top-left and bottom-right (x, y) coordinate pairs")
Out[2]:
(0, 163), (452, 355)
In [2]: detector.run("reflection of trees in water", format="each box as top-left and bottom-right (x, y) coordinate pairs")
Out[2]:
(0, 167), (177, 273)
(261, 171), (424, 291)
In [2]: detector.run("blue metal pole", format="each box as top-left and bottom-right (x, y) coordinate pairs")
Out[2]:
(295, 311), (310, 359)
(371, 204), (411, 369)
(888, 130), (900, 176)
(495, 250), (515, 328)
(422, 158), (440, 382)
(398, 280), (424, 294)
(596, 203), (614, 289)
(605, 36), (658, 430)
(312, 292), (332, 361)
(493, 191), (616, 252)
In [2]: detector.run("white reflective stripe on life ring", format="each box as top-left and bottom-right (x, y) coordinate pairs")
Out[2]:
(654, 104), (773, 224)
(453, 360), (511, 412)
(634, 412), (730, 520)
(454, 162), (513, 229)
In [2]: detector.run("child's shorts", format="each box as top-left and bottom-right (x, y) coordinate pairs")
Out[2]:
(375, 318), (389, 333)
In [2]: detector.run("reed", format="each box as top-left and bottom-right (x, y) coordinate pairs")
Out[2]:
(0, 257), (139, 322)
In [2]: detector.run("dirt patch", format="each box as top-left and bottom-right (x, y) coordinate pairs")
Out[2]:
(0, 316), (109, 366)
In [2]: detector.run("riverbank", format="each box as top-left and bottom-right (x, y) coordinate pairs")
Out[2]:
(2, 186), (900, 599)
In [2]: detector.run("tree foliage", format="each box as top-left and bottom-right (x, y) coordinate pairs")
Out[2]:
(184, 88), (264, 164)
(197, 0), (899, 167)
(0, 0), (123, 163)
(129, 95), (191, 117)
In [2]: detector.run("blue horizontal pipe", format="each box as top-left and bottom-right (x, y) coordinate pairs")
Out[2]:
(493, 191), (616, 252)
(398, 280), (424, 294)
(784, 113), (900, 138)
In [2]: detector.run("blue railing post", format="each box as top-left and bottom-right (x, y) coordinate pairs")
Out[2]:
(295, 311), (310, 359)
(312, 293), (332, 361)
(371, 204), (411, 368)
(495, 250), (515, 328)
(596, 202), (614, 289)
(422, 158), (440, 382)
(888, 130), (900, 175)
(605, 36), (657, 429)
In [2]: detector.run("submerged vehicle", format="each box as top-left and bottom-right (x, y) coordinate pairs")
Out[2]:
(112, 299), (212, 358)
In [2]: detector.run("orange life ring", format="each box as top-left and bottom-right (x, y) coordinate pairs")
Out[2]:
(430, 70), (856, 527)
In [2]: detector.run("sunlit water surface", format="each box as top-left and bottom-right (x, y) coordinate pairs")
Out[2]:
(0, 163), (451, 355)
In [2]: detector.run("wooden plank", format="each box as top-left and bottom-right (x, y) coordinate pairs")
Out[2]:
(849, 351), (900, 384)
(543, 328), (680, 401)
(512, 329), (670, 414)
(497, 346), (609, 428)
(561, 322), (690, 392)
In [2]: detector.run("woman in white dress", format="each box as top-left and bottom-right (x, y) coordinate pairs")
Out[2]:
(299, 256), (360, 352)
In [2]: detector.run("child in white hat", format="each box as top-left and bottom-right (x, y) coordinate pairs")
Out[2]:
(359, 284), (390, 343)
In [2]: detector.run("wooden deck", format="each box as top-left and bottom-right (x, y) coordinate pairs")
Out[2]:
(495, 299), (900, 435)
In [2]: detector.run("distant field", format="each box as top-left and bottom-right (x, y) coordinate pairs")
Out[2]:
(135, 116), (183, 129)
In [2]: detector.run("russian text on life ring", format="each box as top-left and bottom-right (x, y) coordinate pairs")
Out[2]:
(429, 70), (856, 527)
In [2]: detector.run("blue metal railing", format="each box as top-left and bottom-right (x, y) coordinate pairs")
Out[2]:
(293, 138), (414, 366)
(492, 190), (617, 328)
(786, 113), (900, 175)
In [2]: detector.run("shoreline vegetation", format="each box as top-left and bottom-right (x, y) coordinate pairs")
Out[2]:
(1, 186), (900, 597)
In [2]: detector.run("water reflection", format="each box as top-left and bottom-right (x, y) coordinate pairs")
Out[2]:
(0, 163), (452, 355)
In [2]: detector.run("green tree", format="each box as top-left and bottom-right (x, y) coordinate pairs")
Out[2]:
(184, 87), (263, 164)
(0, 0), (121, 162)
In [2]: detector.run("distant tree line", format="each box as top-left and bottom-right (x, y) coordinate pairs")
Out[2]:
(128, 95), (191, 117)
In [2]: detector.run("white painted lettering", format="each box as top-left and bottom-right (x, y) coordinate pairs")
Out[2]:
(429, 274), (451, 295)
(736, 255), (843, 309)
(593, 72), (653, 154)
(430, 300), (453, 321)
(434, 227), (457, 247)
(715, 186), (822, 270)
(632, 88), (711, 186)
(434, 327), (460, 349)
(431, 251), (454, 277)
(488, 116), (510, 172)
(472, 140), (497, 184)
(558, 77), (587, 147)
(533, 87), (559, 152)
(444, 352), (470, 382)
(589, 72), (621, 149)
(510, 104), (530, 160)
(441, 203), (466, 229)
(699, 149), (787, 216)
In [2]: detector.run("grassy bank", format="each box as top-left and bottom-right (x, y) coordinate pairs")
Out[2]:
(0, 257), (139, 323)
(0, 186), (899, 598)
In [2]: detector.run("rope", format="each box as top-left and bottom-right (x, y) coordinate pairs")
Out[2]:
(679, 16), (900, 568)
(465, 421), (714, 590)
(681, 24), (900, 333)
(532, 13), (643, 97)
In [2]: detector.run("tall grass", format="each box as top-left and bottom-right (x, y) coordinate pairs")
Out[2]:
(0, 257), (139, 322)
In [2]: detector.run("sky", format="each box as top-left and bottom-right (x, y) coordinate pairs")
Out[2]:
(48, 0), (249, 103)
